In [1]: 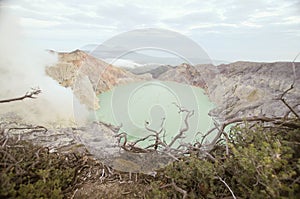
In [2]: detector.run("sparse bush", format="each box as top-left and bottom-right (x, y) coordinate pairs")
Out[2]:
(1, 119), (299, 198)
(0, 139), (76, 199)
(147, 119), (300, 198)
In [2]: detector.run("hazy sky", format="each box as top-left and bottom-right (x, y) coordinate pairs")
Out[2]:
(1, 0), (300, 62)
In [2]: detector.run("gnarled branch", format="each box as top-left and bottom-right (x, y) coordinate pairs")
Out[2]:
(0, 88), (41, 103)
(277, 53), (300, 119)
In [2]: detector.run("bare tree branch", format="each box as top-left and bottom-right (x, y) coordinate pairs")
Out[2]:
(0, 88), (42, 103)
(277, 53), (300, 119)
(280, 98), (299, 119)
(202, 115), (298, 152)
(171, 180), (187, 199)
(115, 132), (128, 149)
(144, 118), (167, 150)
(218, 176), (237, 199)
(112, 105), (195, 159)
(161, 180), (187, 199)
(168, 107), (194, 148)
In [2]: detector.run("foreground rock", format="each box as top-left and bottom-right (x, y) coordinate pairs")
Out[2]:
(1, 119), (173, 175)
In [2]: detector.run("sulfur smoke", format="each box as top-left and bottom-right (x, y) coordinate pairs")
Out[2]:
(0, 9), (88, 127)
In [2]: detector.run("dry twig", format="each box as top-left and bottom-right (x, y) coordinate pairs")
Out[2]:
(160, 180), (187, 199)
(202, 115), (298, 153)
(168, 108), (194, 148)
(218, 176), (237, 199)
(277, 53), (300, 119)
(171, 180), (187, 199)
(0, 88), (42, 103)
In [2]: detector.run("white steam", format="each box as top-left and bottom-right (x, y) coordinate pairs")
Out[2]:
(0, 9), (88, 127)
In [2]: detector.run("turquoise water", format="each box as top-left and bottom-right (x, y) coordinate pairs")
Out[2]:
(95, 81), (215, 146)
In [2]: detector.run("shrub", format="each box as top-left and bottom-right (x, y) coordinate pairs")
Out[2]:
(147, 120), (300, 198)
(0, 139), (76, 199)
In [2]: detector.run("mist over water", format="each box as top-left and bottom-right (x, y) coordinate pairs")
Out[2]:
(96, 81), (215, 145)
(0, 9), (85, 127)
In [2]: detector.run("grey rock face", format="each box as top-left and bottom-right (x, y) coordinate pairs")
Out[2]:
(112, 60), (300, 121)
(140, 61), (300, 121)
(197, 61), (300, 121)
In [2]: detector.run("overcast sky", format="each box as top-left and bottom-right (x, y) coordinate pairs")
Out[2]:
(1, 0), (300, 62)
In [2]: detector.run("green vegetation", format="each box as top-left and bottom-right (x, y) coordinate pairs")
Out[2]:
(0, 139), (76, 199)
(147, 120), (300, 198)
(1, 118), (299, 198)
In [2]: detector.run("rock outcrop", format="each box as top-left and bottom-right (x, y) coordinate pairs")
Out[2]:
(124, 61), (300, 120)
(156, 63), (208, 89)
(46, 50), (151, 109)
(197, 61), (300, 121)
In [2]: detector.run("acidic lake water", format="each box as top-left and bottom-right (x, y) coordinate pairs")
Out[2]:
(95, 81), (215, 146)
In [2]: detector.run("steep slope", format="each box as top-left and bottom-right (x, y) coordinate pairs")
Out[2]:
(142, 61), (300, 120)
(156, 63), (208, 89)
(199, 61), (300, 120)
(46, 50), (151, 109)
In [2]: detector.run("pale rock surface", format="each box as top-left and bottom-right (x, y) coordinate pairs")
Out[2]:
(197, 61), (300, 120)
(46, 50), (151, 110)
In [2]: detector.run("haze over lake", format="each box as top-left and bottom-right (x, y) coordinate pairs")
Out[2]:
(95, 81), (215, 146)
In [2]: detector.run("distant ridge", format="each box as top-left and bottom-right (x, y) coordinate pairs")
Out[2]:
(45, 49), (300, 121)
(80, 44), (228, 66)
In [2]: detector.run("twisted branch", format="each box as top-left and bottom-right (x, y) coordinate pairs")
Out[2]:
(277, 53), (299, 119)
(0, 88), (41, 103)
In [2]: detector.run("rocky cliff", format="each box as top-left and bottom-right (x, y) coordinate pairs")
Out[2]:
(197, 61), (300, 121)
(155, 63), (208, 89)
(122, 60), (300, 120)
(46, 50), (151, 109)
(46, 50), (300, 121)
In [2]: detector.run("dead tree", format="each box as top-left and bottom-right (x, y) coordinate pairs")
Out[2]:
(114, 103), (195, 158)
(277, 53), (300, 119)
(0, 88), (41, 103)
